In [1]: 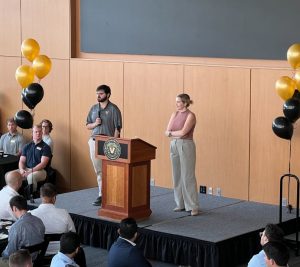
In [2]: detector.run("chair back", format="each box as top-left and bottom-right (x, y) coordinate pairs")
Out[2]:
(21, 240), (49, 267)
(45, 233), (63, 242)
(42, 233), (63, 266)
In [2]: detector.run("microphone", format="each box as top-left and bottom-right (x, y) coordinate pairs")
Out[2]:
(98, 103), (101, 119)
(97, 103), (102, 130)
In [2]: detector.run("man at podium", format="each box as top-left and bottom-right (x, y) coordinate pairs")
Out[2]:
(86, 85), (122, 206)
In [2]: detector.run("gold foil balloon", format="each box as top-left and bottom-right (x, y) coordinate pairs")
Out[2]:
(32, 55), (52, 79)
(287, 43), (300, 70)
(275, 76), (296, 101)
(15, 65), (35, 88)
(295, 71), (300, 89)
(21, 38), (40, 62)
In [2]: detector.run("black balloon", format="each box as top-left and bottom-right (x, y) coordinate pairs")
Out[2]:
(292, 89), (300, 101)
(272, 116), (293, 140)
(283, 98), (300, 123)
(22, 83), (44, 110)
(14, 110), (33, 129)
(22, 93), (34, 110)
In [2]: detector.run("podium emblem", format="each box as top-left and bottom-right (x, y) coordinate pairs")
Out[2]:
(103, 139), (121, 160)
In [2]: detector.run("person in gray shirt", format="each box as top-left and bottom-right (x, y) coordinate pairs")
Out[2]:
(0, 196), (45, 267)
(86, 85), (122, 206)
(0, 118), (25, 156)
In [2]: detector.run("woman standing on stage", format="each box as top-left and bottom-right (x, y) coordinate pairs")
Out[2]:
(165, 93), (199, 216)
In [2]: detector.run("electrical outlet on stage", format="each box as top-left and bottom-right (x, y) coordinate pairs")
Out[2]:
(150, 178), (155, 186)
(282, 197), (287, 207)
(199, 185), (207, 194)
(208, 187), (213, 195)
(216, 187), (221, 196)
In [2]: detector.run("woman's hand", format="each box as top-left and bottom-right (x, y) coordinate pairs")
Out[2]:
(165, 131), (172, 137)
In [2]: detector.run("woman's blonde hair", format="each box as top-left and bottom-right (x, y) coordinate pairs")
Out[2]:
(177, 93), (193, 107)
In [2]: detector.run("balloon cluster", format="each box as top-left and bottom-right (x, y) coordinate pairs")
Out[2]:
(14, 38), (51, 129)
(272, 44), (300, 140)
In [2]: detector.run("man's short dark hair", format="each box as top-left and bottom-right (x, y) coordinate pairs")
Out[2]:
(40, 183), (57, 198)
(96, 84), (111, 95)
(9, 249), (32, 267)
(265, 224), (284, 242)
(119, 217), (137, 240)
(263, 241), (289, 266)
(9, 195), (27, 211)
(60, 232), (81, 254)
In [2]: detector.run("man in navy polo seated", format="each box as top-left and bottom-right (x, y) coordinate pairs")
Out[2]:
(108, 217), (152, 267)
(18, 124), (51, 194)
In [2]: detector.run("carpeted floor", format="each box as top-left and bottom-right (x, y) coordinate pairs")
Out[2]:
(30, 186), (300, 266)
(34, 186), (295, 243)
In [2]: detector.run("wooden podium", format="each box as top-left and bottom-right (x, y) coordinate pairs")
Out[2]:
(95, 135), (156, 220)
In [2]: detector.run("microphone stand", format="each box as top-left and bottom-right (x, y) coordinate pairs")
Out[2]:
(27, 142), (35, 203)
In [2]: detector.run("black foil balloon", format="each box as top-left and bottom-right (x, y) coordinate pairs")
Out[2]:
(22, 83), (44, 109)
(14, 110), (33, 129)
(272, 116), (293, 140)
(283, 98), (300, 123)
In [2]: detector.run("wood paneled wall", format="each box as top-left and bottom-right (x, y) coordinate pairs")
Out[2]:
(21, 0), (71, 59)
(0, 0), (297, 205)
(185, 66), (251, 200)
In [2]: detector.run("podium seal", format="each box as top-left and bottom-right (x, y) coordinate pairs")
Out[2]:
(103, 139), (121, 160)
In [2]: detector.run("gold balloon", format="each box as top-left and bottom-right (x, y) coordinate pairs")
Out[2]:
(295, 71), (300, 89)
(275, 76), (296, 101)
(287, 43), (300, 70)
(32, 55), (52, 79)
(15, 65), (35, 88)
(21, 38), (40, 62)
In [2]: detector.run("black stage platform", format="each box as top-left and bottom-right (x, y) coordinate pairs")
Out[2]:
(29, 187), (297, 267)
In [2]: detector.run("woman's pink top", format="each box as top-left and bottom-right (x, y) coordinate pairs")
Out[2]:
(169, 110), (195, 139)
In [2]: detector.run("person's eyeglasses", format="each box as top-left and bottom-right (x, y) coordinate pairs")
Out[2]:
(42, 125), (49, 128)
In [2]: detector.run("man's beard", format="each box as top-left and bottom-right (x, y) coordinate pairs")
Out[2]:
(98, 95), (108, 102)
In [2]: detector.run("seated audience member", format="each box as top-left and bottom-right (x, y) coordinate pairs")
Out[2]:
(0, 196), (45, 267)
(30, 183), (75, 254)
(0, 171), (22, 221)
(108, 217), (152, 267)
(8, 249), (32, 267)
(18, 124), (51, 194)
(0, 118), (25, 156)
(263, 241), (289, 267)
(248, 223), (284, 267)
(41, 119), (53, 153)
(50, 232), (82, 267)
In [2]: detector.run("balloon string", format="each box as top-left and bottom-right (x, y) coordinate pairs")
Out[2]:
(31, 109), (35, 118)
(288, 139), (292, 204)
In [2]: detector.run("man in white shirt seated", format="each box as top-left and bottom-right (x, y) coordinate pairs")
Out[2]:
(0, 171), (23, 221)
(30, 183), (75, 254)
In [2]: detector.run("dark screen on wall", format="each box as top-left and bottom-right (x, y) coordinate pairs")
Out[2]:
(80, 0), (300, 60)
